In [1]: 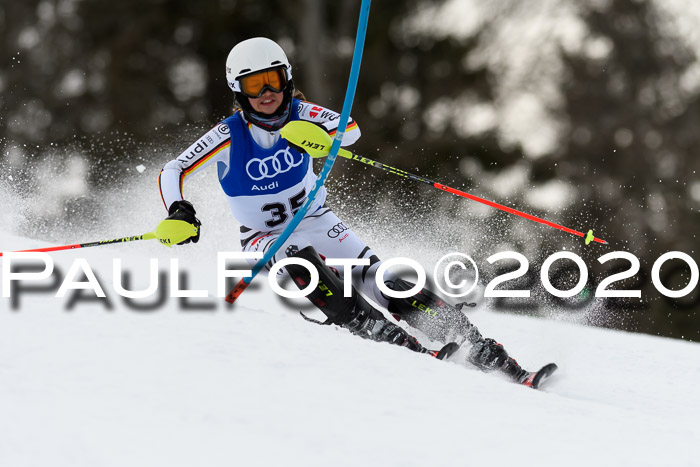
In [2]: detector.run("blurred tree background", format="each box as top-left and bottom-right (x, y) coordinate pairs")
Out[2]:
(1, 0), (698, 339)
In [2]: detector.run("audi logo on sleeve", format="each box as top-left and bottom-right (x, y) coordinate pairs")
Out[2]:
(327, 222), (349, 238)
(245, 148), (304, 181)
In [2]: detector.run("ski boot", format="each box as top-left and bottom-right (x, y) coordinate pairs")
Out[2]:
(467, 338), (532, 383)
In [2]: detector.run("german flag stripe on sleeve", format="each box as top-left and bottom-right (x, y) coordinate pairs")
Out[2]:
(158, 170), (167, 209)
(182, 139), (230, 179)
(328, 120), (358, 137)
(179, 171), (185, 199)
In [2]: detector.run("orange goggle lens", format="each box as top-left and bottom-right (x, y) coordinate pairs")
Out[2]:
(239, 69), (287, 97)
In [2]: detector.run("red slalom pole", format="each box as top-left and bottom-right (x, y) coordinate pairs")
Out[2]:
(340, 151), (608, 245)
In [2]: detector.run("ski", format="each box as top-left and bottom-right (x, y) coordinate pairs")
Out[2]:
(434, 341), (558, 389)
(520, 363), (558, 389)
(425, 342), (459, 360)
(298, 311), (557, 388)
(433, 342), (460, 360)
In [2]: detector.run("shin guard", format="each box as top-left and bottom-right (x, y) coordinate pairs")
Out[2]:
(384, 278), (482, 345)
(284, 246), (356, 325)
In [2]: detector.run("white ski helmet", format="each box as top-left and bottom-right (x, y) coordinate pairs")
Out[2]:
(226, 37), (293, 94)
(225, 37), (295, 131)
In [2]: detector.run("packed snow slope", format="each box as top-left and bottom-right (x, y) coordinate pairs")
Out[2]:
(1, 230), (699, 467)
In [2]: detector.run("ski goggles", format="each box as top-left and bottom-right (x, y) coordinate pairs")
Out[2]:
(238, 68), (287, 98)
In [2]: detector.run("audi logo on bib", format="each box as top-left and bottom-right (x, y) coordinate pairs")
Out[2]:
(246, 148), (304, 181)
(327, 222), (349, 238)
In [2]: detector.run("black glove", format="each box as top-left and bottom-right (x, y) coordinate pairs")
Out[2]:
(287, 141), (307, 154)
(167, 200), (201, 244)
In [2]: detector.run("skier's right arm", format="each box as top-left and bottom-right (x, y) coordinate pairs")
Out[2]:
(158, 122), (230, 244)
(158, 122), (231, 211)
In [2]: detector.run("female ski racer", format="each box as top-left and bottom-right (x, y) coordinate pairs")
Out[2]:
(158, 37), (532, 382)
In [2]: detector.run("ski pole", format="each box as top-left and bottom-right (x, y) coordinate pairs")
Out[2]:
(0, 219), (198, 256)
(224, 0), (373, 304)
(0, 233), (157, 257)
(280, 120), (608, 246)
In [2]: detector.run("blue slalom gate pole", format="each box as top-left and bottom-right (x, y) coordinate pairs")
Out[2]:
(226, 0), (372, 304)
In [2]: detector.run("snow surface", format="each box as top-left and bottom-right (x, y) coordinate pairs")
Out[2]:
(1, 231), (699, 467)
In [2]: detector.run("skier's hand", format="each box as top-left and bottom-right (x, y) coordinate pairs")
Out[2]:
(288, 141), (329, 159)
(283, 121), (331, 159)
(166, 200), (201, 244)
(288, 141), (309, 155)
